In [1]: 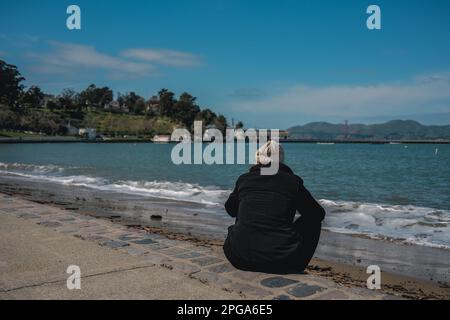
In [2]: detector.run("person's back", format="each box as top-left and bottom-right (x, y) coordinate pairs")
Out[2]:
(223, 141), (325, 274)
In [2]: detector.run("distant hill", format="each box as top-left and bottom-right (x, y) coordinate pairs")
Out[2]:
(287, 120), (450, 141)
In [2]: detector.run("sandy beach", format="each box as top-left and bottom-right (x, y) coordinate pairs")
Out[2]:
(0, 173), (449, 299)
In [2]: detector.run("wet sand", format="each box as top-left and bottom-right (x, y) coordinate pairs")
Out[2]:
(0, 173), (449, 299)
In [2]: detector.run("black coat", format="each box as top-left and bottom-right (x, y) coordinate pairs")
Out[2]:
(223, 163), (326, 273)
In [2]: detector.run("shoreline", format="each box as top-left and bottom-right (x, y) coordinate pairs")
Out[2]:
(1, 192), (448, 299)
(129, 224), (450, 299)
(1, 138), (450, 144)
(1, 173), (449, 283)
(0, 175), (449, 299)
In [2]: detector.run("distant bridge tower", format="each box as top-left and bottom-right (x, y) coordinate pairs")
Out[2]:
(343, 120), (349, 139)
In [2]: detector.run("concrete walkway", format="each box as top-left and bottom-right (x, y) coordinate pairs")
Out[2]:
(0, 213), (241, 299)
(0, 193), (393, 300)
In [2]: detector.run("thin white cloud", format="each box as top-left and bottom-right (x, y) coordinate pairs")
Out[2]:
(232, 75), (450, 118)
(121, 48), (201, 67)
(27, 41), (155, 77)
(25, 42), (202, 79)
(2, 33), (41, 48)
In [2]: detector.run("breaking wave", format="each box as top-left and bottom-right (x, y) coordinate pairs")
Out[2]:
(0, 162), (65, 174)
(1, 161), (449, 249)
(0, 162), (228, 206)
(320, 199), (450, 250)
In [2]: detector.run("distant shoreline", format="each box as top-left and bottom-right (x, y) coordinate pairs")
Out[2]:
(1, 137), (450, 144)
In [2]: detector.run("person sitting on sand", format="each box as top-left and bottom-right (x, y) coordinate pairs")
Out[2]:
(223, 140), (326, 274)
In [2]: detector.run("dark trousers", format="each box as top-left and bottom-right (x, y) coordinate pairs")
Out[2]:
(292, 216), (322, 271)
(224, 217), (322, 274)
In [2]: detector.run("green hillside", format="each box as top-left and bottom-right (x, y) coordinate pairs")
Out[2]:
(0, 59), (229, 139)
(287, 120), (450, 140)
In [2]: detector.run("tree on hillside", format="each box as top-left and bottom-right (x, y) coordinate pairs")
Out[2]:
(146, 95), (159, 117)
(117, 92), (125, 108)
(79, 84), (95, 106)
(58, 89), (77, 111)
(134, 97), (146, 115)
(195, 108), (217, 126)
(99, 87), (113, 106)
(121, 92), (145, 114)
(18, 110), (65, 135)
(235, 121), (244, 129)
(158, 88), (176, 117)
(0, 108), (17, 129)
(214, 114), (228, 134)
(173, 92), (200, 128)
(79, 84), (113, 108)
(20, 86), (45, 108)
(0, 60), (25, 108)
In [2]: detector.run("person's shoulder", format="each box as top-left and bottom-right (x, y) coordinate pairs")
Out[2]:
(234, 171), (250, 185)
(283, 172), (303, 188)
(279, 163), (304, 184)
(237, 171), (253, 182)
(290, 170), (303, 183)
(294, 174), (304, 186)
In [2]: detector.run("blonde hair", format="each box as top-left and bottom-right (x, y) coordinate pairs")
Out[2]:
(255, 140), (285, 165)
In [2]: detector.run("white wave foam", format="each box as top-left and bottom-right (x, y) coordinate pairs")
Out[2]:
(1, 161), (449, 249)
(0, 162), (65, 174)
(105, 180), (230, 206)
(0, 163), (228, 206)
(45, 175), (108, 187)
(320, 199), (450, 249)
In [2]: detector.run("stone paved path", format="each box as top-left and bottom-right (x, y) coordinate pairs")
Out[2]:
(0, 193), (399, 300)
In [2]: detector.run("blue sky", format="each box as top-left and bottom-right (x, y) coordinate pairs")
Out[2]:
(1, 0), (450, 128)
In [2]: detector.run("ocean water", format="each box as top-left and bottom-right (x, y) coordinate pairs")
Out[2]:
(0, 142), (449, 249)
